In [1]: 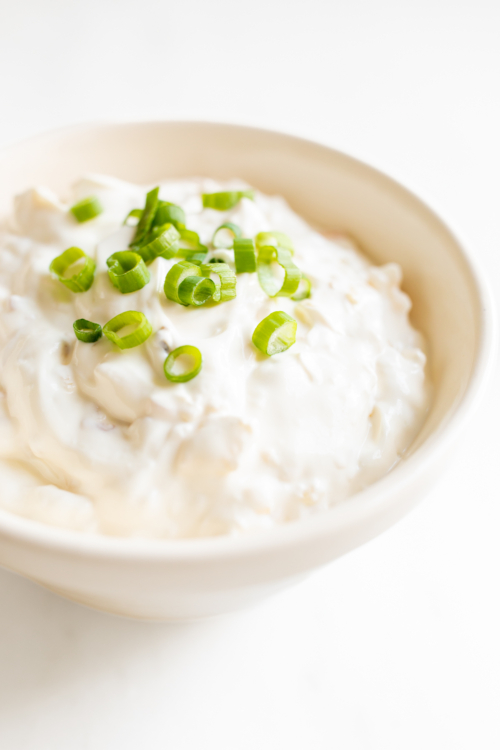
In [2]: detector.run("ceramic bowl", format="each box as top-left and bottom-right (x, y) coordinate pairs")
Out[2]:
(0, 122), (496, 620)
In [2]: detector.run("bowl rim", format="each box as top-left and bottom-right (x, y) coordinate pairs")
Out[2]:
(0, 119), (497, 562)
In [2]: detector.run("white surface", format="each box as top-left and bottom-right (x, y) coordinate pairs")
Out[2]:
(0, 0), (499, 747)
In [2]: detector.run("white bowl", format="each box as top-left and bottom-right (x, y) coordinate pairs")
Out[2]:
(0, 122), (496, 620)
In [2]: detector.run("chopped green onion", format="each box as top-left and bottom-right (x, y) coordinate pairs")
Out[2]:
(212, 222), (242, 249)
(233, 238), (257, 273)
(164, 260), (202, 306)
(131, 186), (159, 246)
(176, 249), (208, 265)
(177, 228), (202, 249)
(153, 201), (185, 230)
(106, 251), (151, 294)
(255, 231), (294, 254)
(70, 196), (103, 223)
(103, 311), (152, 350)
(123, 208), (143, 226)
(73, 318), (102, 343)
(257, 246), (301, 297)
(134, 223), (180, 263)
(49, 247), (96, 293)
(202, 190), (254, 211)
(201, 262), (236, 303)
(291, 275), (312, 301)
(164, 345), (202, 383)
(178, 276), (216, 306)
(175, 228), (208, 264)
(252, 311), (297, 356)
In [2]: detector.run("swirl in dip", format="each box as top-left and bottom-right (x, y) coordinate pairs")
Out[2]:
(0, 175), (429, 537)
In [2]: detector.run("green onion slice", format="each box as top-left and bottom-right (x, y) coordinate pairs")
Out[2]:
(153, 201), (186, 230)
(175, 228), (208, 264)
(131, 186), (159, 246)
(257, 246), (301, 297)
(106, 251), (151, 294)
(176, 249), (208, 266)
(177, 228), (202, 249)
(49, 247), (96, 293)
(123, 208), (143, 226)
(164, 345), (202, 383)
(70, 196), (103, 223)
(291, 275), (312, 301)
(134, 223), (180, 263)
(178, 276), (216, 306)
(212, 222), (242, 249)
(202, 190), (254, 211)
(103, 311), (152, 350)
(233, 238), (257, 273)
(255, 231), (294, 254)
(201, 262), (236, 303)
(252, 311), (297, 356)
(164, 260), (202, 306)
(73, 318), (102, 343)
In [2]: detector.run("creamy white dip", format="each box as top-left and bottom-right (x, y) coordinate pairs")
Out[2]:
(0, 175), (429, 537)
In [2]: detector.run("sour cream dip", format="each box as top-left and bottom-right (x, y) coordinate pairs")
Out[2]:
(0, 175), (429, 538)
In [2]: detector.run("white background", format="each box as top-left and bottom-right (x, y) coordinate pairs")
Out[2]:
(0, 1), (499, 748)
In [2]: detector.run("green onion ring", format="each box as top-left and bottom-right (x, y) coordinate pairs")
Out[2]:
(212, 222), (242, 249)
(133, 223), (180, 263)
(131, 186), (159, 246)
(164, 345), (202, 383)
(164, 260), (202, 306)
(73, 318), (102, 343)
(49, 247), (96, 293)
(233, 238), (257, 273)
(252, 311), (297, 356)
(70, 196), (103, 223)
(255, 231), (294, 254)
(106, 251), (151, 294)
(202, 190), (254, 211)
(257, 246), (301, 297)
(123, 208), (143, 226)
(291, 275), (312, 301)
(201, 262), (236, 303)
(175, 229), (208, 264)
(178, 276), (216, 306)
(103, 311), (152, 350)
(153, 201), (186, 230)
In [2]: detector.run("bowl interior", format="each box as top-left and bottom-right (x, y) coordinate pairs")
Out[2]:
(0, 121), (485, 470)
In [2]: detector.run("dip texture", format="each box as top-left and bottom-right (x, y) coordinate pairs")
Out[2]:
(0, 176), (429, 537)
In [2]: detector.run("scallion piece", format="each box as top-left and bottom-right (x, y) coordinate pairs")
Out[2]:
(134, 223), (180, 263)
(106, 251), (151, 294)
(257, 246), (301, 297)
(123, 208), (143, 226)
(202, 190), (254, 211)
(73, 318), (102, 343)
(175, 228), (208, 264)
(201, 262), (236, 303)
(103, 311), (152, 350)
(70, 196), (103, 223)
(255, 231), (294, 254)
(177, 228), (202, 249)
(153, 201), (186, 230)
(178, 276), (216, 306)
(164, 345), (202, 383)
(212, 222), (242, 249)
(291, 275), (312, 301)
(252, 311), (297, 356)
(164, 260), (202, 306)
(233, 238), (257, 273)
(131, 186), (159, 246)
(49, 247), (96, 293)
